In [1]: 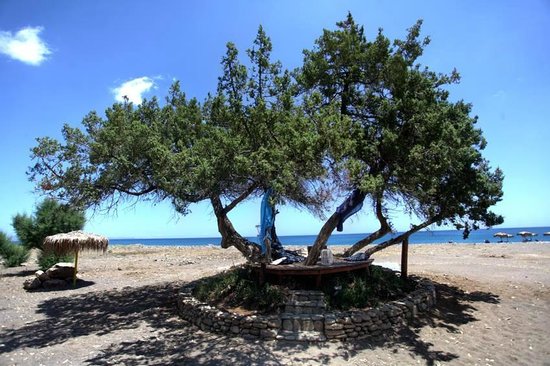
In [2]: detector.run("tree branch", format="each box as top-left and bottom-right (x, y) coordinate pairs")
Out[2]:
(342, 197), (391, 256)
(222, 181), (260, 214)
(364, 215), (441, 256)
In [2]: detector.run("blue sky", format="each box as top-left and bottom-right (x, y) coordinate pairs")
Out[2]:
(1, 0), (549, 239)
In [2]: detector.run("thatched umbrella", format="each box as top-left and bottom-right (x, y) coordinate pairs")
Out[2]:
(493, 232), (512, 242)
(43, 231), (109, 286)
(517, 231), (537, 241)
(544, 232), (550, 236)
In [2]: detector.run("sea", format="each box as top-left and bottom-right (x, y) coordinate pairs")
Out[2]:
(110, 226), (550, 247)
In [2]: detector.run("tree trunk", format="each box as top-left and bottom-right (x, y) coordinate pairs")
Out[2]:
(210, 196), (262, 263)
(304, 212), (339, 266)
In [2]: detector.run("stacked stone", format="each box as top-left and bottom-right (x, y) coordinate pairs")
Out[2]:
(176, 281), (437, 343)
(177, 287), (281, 340)
(278, 290), (327, 341)
(23, 263), (76, 290)
(323, 282), (437, 341)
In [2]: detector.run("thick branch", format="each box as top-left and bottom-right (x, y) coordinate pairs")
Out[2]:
(364, 215), (441, 256)
(222, 181), (259, 214)
(304, 212), (339, 266)
(108, 185), (158, 196)
(210, 195), (262, 263)
(342, 198), (391, 256)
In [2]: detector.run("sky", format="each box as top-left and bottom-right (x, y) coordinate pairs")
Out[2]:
(1, 0), (549, 239)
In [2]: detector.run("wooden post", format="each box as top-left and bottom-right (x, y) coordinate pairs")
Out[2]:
(259, 263), (266, 286)
(401, 237), (409, 279)
(73, 250), (79, 288)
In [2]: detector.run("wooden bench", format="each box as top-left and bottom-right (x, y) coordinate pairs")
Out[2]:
(251, 259), (374, 287)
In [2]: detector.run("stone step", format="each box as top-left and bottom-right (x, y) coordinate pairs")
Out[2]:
(280, 313), (324, 321)
(276, 330), (326, 342)
(284, 305), (326, 315)
(280, 313), (324, 333)
(288, 290), (325, 302)
(285, 300), (326, 308)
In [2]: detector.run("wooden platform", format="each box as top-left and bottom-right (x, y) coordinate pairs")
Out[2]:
(250, 259), (374, 287)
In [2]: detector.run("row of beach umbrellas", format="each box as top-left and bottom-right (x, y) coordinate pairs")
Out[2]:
(493, 231), (550, 242)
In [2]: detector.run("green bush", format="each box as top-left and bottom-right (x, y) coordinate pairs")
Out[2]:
(324, 265), (415, 310)
(38, 252), (74, 271)
(0, 231), (30, 267)
(12, 198), (85, 250)
(193, 266), (285, 313)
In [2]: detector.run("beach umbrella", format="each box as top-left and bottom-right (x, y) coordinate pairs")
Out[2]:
(493, 232), (512, 242)
(43, 230), (109, 287)
(517, 231), (537, 241)
(544, 232), (550, 236)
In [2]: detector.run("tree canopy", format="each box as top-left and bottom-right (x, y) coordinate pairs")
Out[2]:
(300, 14), (503, 264)
(29, 15), (503, 265)
(29, 27), (332, 262)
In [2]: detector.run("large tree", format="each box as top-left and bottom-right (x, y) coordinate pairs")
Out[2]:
(29, 27), (331, 263)
(300, 14), (504, 264)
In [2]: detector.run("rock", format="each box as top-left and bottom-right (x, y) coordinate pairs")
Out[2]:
(42, 279), (68, 289)
(23, 277), (42, 290)
(46, 263), (75, 279)
(35, 270), (50, 282)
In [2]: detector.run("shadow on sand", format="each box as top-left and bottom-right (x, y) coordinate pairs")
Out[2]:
(0, 279), (499, 365)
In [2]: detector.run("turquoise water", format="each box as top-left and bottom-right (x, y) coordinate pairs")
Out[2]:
(110, 226), (550, 246)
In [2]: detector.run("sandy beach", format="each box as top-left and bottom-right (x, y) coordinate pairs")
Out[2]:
(1, 242), (549, 365)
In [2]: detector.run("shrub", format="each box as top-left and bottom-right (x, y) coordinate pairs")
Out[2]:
(324, 265), (415, 310)
(0, 231), (30, 267)
(193, 266), (286, 313)
(38, 252), (74, 271)
(12, 198), (85, 250)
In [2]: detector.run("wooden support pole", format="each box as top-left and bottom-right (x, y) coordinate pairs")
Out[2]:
(259, 263), (266, 286)
(401, 237), (409, 279)
(73, 250), (79, 288)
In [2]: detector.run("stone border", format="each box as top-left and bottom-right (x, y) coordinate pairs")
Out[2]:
(177, 278), (436, 342)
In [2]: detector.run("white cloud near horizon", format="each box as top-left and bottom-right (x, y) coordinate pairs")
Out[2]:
(112, 77), (155, 105)
(0, 26), (51, 66)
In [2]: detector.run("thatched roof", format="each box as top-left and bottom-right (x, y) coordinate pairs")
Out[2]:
(43, 230), (109, 254)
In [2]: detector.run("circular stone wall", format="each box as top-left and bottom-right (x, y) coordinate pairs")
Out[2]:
(177, 278), (436, 342)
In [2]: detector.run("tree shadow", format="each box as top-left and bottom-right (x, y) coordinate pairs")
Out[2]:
(0, 278), (499, 365)
(1, 269), (36, 277)
(31, 279), (96, 292)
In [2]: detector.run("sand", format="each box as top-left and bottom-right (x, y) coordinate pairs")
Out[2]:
(1, 242), (549, 365)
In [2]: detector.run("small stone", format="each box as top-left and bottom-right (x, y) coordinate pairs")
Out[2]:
(45, 262), (75, 279)
(325, 323), (344, 330)
(282, 319), (293, 331)
(230, 326), (240, 334)
(260, 329), (277, 339)
(23, 277), (41, 290)
(35, 270), (49, 282)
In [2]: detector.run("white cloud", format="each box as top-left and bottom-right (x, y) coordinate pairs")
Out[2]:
(0, 26), (51, 66)
(112, 77), (155, 105)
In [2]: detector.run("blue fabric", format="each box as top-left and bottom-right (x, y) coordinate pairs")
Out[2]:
(258, 189), (275, 255)
(335, 189), (366, 232)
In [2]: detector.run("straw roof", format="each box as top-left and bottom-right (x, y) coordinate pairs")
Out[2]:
(43, 230), (109, 254)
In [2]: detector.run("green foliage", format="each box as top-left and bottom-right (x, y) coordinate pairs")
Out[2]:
(0, 231), (30, 267)
(12, 198), (85, 250)
(38, 252), (74, 271)
(325, 266), (414, 310)
(193, 267), (285, 313)
(27, 14), (504, 262)
(299, 13), (504, 250)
